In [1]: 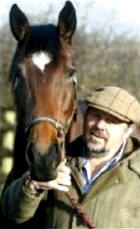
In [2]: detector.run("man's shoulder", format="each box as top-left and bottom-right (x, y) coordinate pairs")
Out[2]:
(127, 136), (140, 175)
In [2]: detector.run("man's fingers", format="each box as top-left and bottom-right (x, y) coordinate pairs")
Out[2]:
(29, 160), (71, 192)
(57, 161), (71, 174)
(57, 185), (69, 192)
(32, 180), (70, 192)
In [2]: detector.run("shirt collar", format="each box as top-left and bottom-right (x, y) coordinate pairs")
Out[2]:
(82, 141), (126, 177)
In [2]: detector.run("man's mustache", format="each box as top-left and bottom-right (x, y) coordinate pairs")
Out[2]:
(89, 128), (107, 139)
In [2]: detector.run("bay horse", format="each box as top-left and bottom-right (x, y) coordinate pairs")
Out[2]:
(3, 0), (78, 187)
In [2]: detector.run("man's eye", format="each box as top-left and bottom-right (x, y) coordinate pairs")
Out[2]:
(93, 114), (100, 119)
(105, 116), (121, 124)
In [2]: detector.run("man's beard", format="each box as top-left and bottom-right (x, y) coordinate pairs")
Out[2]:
(86, 141), (109, 158)
(84, 128), (109, 158)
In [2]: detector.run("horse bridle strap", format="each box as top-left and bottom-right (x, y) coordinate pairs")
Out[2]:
(25, 116), (66, 139)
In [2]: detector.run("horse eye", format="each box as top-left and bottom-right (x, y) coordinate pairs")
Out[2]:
(67, 69), (76, 78)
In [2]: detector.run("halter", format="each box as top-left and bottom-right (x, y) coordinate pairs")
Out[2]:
(25, 116), (66, 139)
(25, 116), (67, 160)
(24, 103), (77, 153)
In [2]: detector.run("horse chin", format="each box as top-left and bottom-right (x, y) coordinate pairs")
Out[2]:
(26, 142), (62, 181)
(30, 169), (58, 182)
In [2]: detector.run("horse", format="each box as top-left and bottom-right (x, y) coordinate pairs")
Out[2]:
(2, 0), (78, 189)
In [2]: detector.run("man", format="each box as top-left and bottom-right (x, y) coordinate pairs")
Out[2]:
(1, 86), (140, 228)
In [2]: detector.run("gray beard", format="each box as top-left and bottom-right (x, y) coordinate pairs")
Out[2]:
(88, 150), (109, 158)
(86, 142), (109, 158)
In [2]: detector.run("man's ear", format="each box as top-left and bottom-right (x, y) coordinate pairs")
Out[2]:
(124, 123), (135, 140)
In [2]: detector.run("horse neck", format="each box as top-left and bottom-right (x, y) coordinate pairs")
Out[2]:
(12, 122), (28, 178)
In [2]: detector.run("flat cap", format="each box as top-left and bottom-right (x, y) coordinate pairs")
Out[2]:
(85, 86), (140, 124)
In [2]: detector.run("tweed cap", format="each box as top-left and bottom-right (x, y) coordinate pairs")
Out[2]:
(85, 86), (140, 124)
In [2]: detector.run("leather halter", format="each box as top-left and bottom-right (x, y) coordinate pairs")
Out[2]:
(25, 116), (67, 160)
(24, 103), (76, 155)
(25, 116), (66, 139)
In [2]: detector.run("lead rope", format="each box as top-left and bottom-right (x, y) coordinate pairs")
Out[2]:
(65, 192), (96, 229)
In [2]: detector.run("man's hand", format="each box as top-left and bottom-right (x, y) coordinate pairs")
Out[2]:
(27, 160), (71, 193)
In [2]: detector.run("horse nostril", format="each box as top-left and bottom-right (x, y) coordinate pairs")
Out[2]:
(25, 142), (35, 165)
(25, 141), (62, 181)
(52, 160), (58, 169)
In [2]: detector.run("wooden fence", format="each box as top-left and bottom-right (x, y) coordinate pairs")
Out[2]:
(0, 107), (16, 193)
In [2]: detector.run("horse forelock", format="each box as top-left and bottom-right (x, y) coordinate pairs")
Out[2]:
(25, 24), (59, 56)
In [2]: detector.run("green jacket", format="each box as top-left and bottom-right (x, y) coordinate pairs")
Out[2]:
(1, 136), (140, 228)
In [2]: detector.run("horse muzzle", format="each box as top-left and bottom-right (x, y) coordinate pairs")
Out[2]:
(26, 141), (64, 181)
(25, 116), (66, 181)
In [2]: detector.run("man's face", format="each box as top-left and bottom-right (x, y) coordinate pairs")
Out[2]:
(83, 108), (131, 158)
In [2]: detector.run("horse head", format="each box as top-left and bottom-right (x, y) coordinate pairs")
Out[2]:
(9, 1), (77, 181)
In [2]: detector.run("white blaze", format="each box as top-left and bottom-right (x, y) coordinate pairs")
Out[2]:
(31, 52), (51, 71)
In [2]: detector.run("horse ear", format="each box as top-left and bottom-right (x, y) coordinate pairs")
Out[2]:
(58, 1), (77, 40)
(9, 4), (30, 41)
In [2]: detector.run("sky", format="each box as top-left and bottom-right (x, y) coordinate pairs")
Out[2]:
(0, 0), (140, 34)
